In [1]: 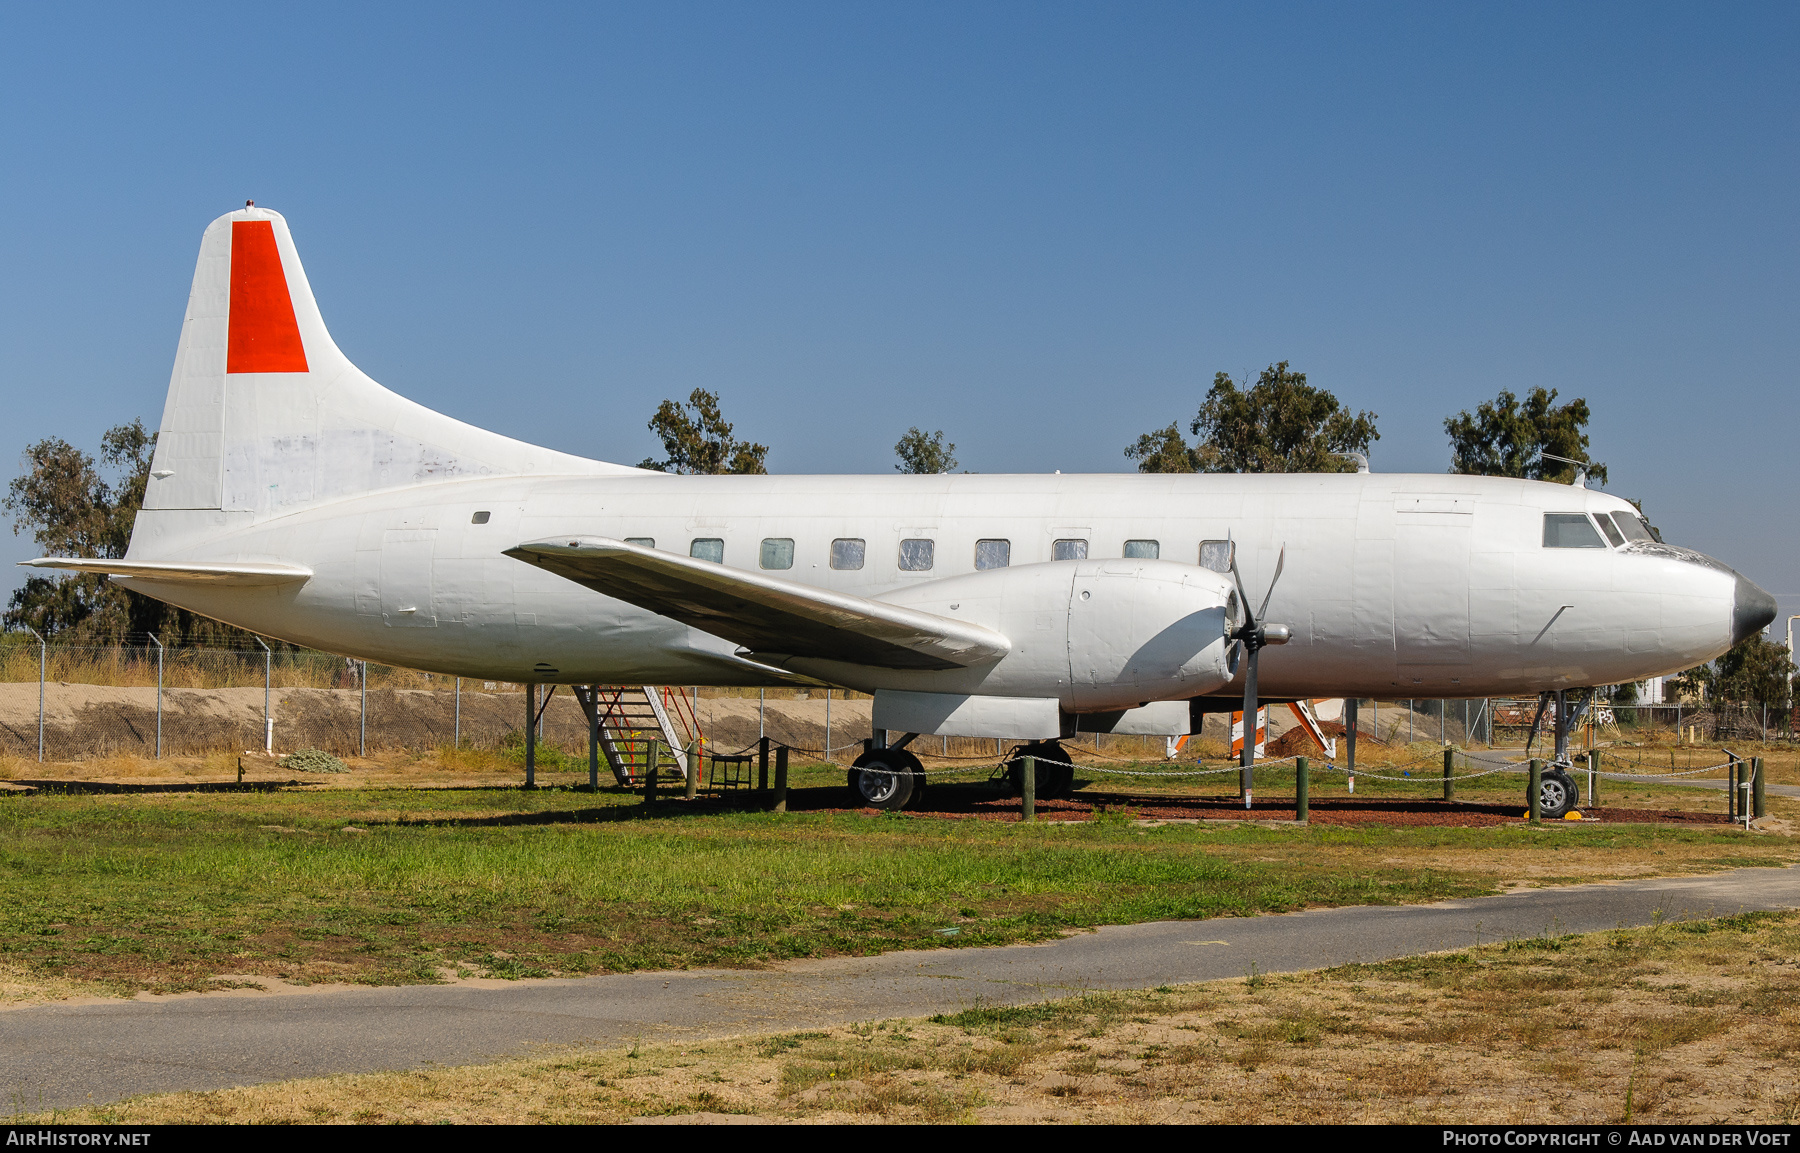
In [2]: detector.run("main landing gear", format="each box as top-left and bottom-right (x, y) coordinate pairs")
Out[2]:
(848, 746), (925, 811)
(1005, 741), (1075, 801)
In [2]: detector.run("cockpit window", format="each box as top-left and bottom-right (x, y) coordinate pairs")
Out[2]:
(1595, 514), (1626, 548)
(1543, 513), (1605, 549)
(1610, 512), (1654, 543)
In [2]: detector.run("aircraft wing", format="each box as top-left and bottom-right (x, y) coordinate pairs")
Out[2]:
(18, 557), (313, 586)
(505, 536), (1010, 670)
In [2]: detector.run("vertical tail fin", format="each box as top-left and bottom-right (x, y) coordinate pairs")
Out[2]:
(144, 205), (630, 519)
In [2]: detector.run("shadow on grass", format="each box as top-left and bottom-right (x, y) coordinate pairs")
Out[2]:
(6, 778), (301, 795)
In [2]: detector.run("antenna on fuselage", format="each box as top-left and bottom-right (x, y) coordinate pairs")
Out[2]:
(1539, 452), (1593, 488)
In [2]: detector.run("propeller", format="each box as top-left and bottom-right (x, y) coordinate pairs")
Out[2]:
(1228, 544), (1292, 782)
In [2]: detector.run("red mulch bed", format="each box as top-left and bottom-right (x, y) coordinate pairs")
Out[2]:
(730, 786), (1731, 827)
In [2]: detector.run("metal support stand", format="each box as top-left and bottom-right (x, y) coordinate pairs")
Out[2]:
(254, 636), (272, 754)
(26, 625), (44, 763)
(524, 683), (536, 789)
(587, 687), (600, 790)
(149, 633), (164, 759)
(359, 660), (367, 757)
(1345, 698), (1358, 793)
(1552, 689), (1569, 764)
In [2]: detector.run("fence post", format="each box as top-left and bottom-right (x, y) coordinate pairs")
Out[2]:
(26, 625), (44, 763)
(149, 633), (164, 759)
(1021, 755), (1036, 822)
(773, 745), (789, 813)
(254, 636), (272, 755)
(454, 677), (462, 748)
(1296, 756), (1309, 822)
(1443, 746), (1455, 802)
(1753, 757), (1766, 820)
(684, 740), (698, 800)
(758, 735), (770, 792)
(1528, 758), (1542, 824)
(1588, 749), (1599, 809)
(645, 738), (660, 805)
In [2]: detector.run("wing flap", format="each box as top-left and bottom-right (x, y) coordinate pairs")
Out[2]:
(19, 558), (313, 586)
(505, 537), (1009, 670)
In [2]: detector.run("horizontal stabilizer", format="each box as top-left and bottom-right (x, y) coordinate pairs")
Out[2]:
(20, 557), (313, 586)
(506, 537), (1009, 670)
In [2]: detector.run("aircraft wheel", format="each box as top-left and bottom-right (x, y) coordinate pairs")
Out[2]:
(849, 749), (918, 810)
(1536, 767), (1578, 819)
(1007, 741), (1072, 800)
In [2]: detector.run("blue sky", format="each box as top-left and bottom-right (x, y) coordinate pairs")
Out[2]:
(2, 3), (1797, 631)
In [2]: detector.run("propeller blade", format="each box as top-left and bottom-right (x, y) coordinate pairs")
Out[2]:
(1255, 544), (1286, 623)
(1239, 642), (1260, 768)
(1228, 555), (1255, 631)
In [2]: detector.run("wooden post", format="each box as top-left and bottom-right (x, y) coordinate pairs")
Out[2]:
(773, 745), (789, 813)
(645, 738), (659, 805)
(758, 736), (770, 792)
(1528, 758), (1542, 824)
(1443, 747), (1455, 802)
(1021, 755), (1036, 822)
(1753, 757), (1766, 820)
(684, 741), (698, 800)
(1295, 756), (1309, 822)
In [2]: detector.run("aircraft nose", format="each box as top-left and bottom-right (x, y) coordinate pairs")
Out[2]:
(1733, 573), (1777, 646)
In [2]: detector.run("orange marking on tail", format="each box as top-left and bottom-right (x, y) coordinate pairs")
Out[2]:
(227, 220), (309, 373)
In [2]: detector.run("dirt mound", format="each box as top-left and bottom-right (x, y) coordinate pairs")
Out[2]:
(1265, 720), (1385, 759)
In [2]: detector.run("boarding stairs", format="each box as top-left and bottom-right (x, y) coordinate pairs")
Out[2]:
(571, 686), (703, 786)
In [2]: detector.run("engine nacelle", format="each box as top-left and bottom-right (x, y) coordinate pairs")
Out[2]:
(785, 558), (1238, 713)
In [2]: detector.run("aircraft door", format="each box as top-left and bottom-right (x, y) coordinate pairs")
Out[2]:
(380, 529), (438, 628)
(1393, 498), (1472, 667)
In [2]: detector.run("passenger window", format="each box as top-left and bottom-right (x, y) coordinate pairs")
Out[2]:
(1611, 512), (1654, 543)
(760, 538), (794, 570)
(1199, 540), (1235, 573)
(690, 538), (724, 563)
(1595, 515), (1626, 548)
(899, 538), (935, 572)
(1124, 539), (1159, 559)
(1053, 539), (1087, 561)
(975, 539), (1011, 570)
(830, 538), (865, 570)
(470, 511), (491, 525)
(624, 537), (655, 549)
(1542, 514), (1605, 549)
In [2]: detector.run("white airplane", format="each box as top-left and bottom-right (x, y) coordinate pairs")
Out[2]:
(24, 206), (1776, 815)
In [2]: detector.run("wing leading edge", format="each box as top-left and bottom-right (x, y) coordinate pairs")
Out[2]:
(505, 537), (1010, 671)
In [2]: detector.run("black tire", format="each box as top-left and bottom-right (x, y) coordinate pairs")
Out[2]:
(849, 749), (918, 810)
(1006, 741), (1072, 800)
(1536, 767), (1578, 819)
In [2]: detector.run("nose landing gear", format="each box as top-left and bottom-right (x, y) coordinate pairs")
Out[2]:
(1005, 741), (1075, 800)
(1537, 765), (1578, 820)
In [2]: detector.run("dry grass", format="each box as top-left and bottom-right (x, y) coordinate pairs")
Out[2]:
(27, 911), (1800, 1125)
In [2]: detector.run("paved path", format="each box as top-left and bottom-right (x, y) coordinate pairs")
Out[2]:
(5, 866), (1798, 1111)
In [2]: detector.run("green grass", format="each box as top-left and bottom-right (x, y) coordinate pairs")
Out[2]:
(0, 766), (1787, 996)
